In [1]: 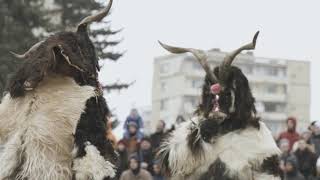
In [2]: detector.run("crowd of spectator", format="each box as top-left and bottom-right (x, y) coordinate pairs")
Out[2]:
(111, 109), (320, 180)
(113, 109), (170, 180)
(277, 117), (320, 180)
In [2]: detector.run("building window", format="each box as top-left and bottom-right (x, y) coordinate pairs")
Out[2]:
(184, 96), (198, 108)
(160, 63), (170, 74)
(262, 84), (286, 94)
(263, 102), (286, 112)
(255, 66), (282, 77)
(268, 67), (278, 76)
(190, 79), (203, 89)
(278, 67), (286, 77)
(266, 85), (277, 94)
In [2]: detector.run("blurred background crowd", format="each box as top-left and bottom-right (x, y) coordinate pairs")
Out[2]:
(109, 109), (169, 180)
(108, 109), (320, 180)
(277, 117), (320, 180)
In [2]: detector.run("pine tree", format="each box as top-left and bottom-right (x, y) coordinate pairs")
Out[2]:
(0, 0), (125, 96)
(0, 0), (47, 95)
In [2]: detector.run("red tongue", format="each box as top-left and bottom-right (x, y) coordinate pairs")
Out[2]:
(210, 83), (221, 95)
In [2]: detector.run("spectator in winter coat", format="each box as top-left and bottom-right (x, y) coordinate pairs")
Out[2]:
(284, 156), (306, 180)
(150, 120), (166, 152)
(310, 121), (320, 156)
(294, 139), (317, 179)
(301, 131), (313, 144)
(115, 140), (129, 179)
(278, 117), (300, 151)
(138, 137), (154, 173)
(123, 122), (143, 154)
(152, 161), (165, 180)
(120, 155), (153, 180)
(280, 138), (293, 178)
(124, 108), (144, 133)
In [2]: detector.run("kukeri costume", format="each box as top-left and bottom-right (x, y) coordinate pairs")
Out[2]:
(0, 1), (117, 179)
(158, 32), (281, 180)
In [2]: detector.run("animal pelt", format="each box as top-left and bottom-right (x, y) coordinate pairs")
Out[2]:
(72, 93), (118, 180)
(0, 74), (116, 180)
(196, 67), (260, 134)
(158, 117), (281, 180)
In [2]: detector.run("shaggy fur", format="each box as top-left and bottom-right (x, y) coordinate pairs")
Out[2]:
(159, 119), (281, 180)
(260, 155), (281, 176)
(196, 67), (260, 134)
(72, 95), (117, 179)
(4, 2), (117, 179)
(73, 142), (116, 180)
(0, 130), (23, 179)
(0, 75), (95, 180)
(199, 158), (235, 180)
(158, 33), (279, 180)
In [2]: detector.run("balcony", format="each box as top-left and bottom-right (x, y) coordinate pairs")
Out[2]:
(253, 93), (286, 102)
(247, 74), (287, 84)
(259, 112), (287, 122)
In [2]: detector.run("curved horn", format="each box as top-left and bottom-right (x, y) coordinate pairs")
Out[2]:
(77, 0), (113, 29)
(10, 41), (45, 59)
(219, 31), (259, 83)
(158, 41), (218, 83)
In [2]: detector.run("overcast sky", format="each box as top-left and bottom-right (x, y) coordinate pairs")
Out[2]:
(98, 0), (320, 124)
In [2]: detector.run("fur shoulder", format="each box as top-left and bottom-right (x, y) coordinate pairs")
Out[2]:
(0, 74), (95, 141)
(160, 117), (280, 178)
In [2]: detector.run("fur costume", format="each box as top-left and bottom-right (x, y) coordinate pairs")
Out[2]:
(158, 32), (281, 180)
(0, 1), (117, 179)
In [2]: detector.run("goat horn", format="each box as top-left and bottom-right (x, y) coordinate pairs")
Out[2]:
(158, 41), (218, 83)
(77, 0), (113, 28)
(219, 31), (259, 83)
(10, 41), (45, 59)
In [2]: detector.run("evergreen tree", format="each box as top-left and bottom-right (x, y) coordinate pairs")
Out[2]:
(53, 0), (123, 61)
(0, 0), (123, 96)
(0, 0), (47, 95)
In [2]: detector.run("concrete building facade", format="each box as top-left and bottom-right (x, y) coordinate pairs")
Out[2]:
(152, 49), (310, 134)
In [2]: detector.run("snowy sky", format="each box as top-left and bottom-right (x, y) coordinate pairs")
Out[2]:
(98, 0), (320, 128)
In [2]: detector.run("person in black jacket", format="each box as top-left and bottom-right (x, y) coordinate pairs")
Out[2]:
(294, 139), (317, 179)
(150, 120), (166, 151)
(139, 137), (154, 173)
(284, 156), (306, 180)
(116, 140), (129, 179)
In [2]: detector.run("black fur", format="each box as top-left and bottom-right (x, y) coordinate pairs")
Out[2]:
(74, 95), (117, 163)
(187, 119), (220, 156)
(199, 158), (238, 180)
(199, 119), (220, 143)
(6, 3), (117, 179)
(8, 19), (116, 180)
(195, 66), (260, 142)
(260, 155), (281, 177)
(157, 145), (170, 176)
(188, 66), (261, 156)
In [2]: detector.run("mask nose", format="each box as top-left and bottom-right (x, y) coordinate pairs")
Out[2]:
(210, 83), (221, 95)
